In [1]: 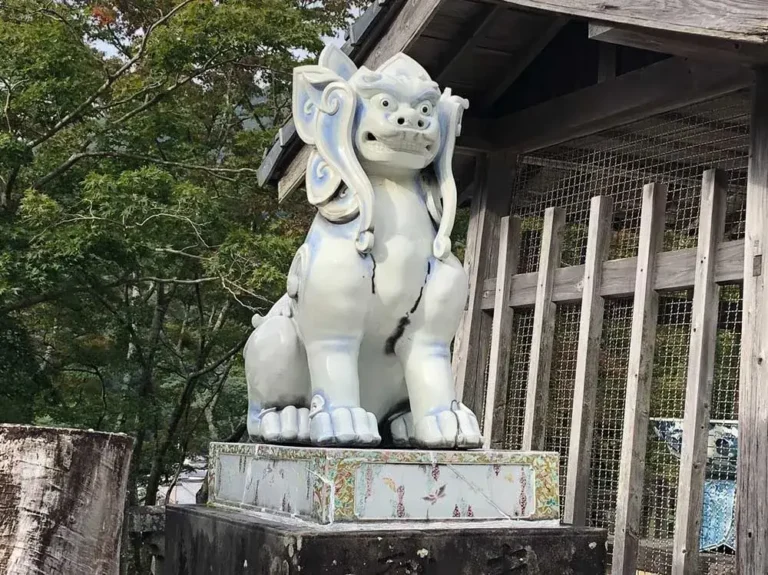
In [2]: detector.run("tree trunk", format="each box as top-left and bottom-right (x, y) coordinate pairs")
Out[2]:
(0, 425), (134, 575)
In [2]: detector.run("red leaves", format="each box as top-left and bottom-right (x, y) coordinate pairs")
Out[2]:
(91, 5), (117, 27)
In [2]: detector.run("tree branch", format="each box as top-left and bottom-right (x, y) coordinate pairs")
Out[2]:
(33, 150), (257, 189)
(0, 276), (217, 315)
(187, 335), (247, 381)
(28, 0), (195, 149)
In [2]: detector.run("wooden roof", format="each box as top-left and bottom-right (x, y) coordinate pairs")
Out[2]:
(260, 0), (767, 201)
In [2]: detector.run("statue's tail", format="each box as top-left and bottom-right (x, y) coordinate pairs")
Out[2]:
(251, 314), (265, 329)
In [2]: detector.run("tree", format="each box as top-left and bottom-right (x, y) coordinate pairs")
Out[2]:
(0, 1), (362, 571)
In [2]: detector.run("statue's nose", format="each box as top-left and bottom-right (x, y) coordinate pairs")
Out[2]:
(393, 108), (428, 130)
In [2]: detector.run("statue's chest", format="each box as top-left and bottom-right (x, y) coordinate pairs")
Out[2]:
(369, 181), (434, 315)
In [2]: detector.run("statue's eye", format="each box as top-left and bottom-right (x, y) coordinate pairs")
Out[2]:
(418, 101), (433, 115)
(375, 94), (396, 110)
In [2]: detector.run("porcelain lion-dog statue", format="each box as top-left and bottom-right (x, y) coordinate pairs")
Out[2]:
(244, 44), (482, 449)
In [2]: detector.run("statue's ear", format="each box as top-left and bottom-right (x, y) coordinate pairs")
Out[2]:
(431, 89), (469, 260)
(318, 44), (357, 81)
(291, 63), (375, 254)
(292, 65), (343, 146)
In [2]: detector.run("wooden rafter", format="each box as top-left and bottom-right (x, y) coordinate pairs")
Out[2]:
(480, 16), (568, 108)
(436, 5), (508, 84)
(472, 57), (753, 152)
(496, 0), (768, 45)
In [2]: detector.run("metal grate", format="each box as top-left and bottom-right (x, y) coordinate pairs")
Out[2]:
(503, 309), (534, 450)
(544, 304), (581, 514)
(512, 90), (749, 277)
(641, 291), (692, 575)
(499, 90), (749, 574)
(588, 298), (633, 544)
(705, 284), (741, 575)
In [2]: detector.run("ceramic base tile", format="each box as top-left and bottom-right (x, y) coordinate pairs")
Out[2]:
(209, 443), (559, 525)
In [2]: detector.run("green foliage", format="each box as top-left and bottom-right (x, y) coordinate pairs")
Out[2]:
(0, 2), (361, 570)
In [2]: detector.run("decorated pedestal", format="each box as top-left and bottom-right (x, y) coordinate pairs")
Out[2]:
(165, 443), (606, 574)
(208, 443), (560, 524)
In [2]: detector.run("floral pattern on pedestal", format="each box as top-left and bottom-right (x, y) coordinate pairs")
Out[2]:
(208, 442), (560, 524)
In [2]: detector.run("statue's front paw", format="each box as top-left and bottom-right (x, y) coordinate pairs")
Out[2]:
(413, 402), (483, 450)
(250, 405), (311, 444)
(309, 396), (381, 447)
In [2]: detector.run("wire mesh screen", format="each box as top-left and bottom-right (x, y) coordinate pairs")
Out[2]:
(589, 299), (634, 548)
(544, 304), (581, 515)
(504, 309), (534, 450)
(500, 90), (749, 574)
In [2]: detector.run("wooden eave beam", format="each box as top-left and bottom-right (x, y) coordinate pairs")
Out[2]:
(478, 57), (753, 153)
(277, 0), (448, 202)
(589, 23), (768, 64)
(435, 5), (507, 84)
(495, 0), (768, 45)
(480, 16), (568, 108)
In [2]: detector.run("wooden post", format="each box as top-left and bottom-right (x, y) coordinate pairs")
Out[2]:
(0, 425), (134, 575)
(671, 169), (727, 574)
(522, 206), (565, 450)
(737, 67), (768, 575)
(564, 195), (613, 525)
(611, 182), (667, 575)
(453, 152), (516, 418)
(483, 215), (522, 449)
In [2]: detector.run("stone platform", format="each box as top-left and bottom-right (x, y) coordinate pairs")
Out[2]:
(165, 505), (607, 575)
(170, 443), (608, 573)
(208, 443), (560, 524)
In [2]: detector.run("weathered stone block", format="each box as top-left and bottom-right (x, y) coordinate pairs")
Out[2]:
(165, 505), (607, 575)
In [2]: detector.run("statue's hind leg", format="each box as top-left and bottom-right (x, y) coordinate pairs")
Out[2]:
(244, 303), (311, 443)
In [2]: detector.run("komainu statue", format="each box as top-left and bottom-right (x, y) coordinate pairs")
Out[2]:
(244, 45), (482, 449)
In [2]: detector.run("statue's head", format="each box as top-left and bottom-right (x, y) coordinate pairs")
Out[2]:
(349, 58), (441, 172)
(292, 45), (467, 259)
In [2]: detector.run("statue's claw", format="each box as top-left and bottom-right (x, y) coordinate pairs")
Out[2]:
(250, 406), (311, 445)
(412, 402), (483, 449)
(309, 402), (381, 447)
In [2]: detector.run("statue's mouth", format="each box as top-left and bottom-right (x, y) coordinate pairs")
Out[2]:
(364, 132), (434, 155)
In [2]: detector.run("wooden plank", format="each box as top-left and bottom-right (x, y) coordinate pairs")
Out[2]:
(453, 152), (516, 413)
(480, 238), (746, 309)
(522, 206), (565, 450)
(483, 215), (522, 449)
(589, 23), (768, 64)
(564, 195), (613, 525)
(671, 169), (728, 575)
(597, 42), (617, 83)
(278, 0), (447, 202)
(435, 5), (504, 84)
(737, 67), (768, 575)
(477, 57), (752, 153)
(611, 182), (668, 575)
(496, 0), (768, 45)
(277, 145), (311, 203)
(480, 16), (568, 108)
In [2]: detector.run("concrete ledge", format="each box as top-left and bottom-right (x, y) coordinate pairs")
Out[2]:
(165, 505), (606, 574)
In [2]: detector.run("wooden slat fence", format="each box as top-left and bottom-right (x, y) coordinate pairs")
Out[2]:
(481, 169), (744, 574)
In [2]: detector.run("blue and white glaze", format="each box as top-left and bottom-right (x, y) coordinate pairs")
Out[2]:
(243, 45), (479, 449)
(652, 418), (738, 551)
